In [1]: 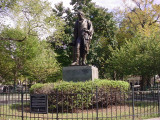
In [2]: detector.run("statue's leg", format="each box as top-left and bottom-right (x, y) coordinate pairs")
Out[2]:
(82, 40), (88, 65)
(71, 41), (80, 65)
(76, 42), (80, 65)
(82, 53), (87, 65)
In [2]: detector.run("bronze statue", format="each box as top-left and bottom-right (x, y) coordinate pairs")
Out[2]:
(71, 11), (94, 65)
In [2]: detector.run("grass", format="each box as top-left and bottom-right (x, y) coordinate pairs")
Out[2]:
(0, 100), (160, 120)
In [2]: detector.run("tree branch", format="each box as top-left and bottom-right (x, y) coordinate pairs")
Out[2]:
(0, 36), (26, 42)
(149, 14), (160, 25)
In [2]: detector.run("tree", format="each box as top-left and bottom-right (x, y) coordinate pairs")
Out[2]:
(0, 0), (62, 84)
(0, 0), (54, 40)
(108, 28), (160, 89)
(0, 28), (39, 84)
(116, 0), (160, 46)
(0, 28), (60, 84)
(25, 41), (61, 83)
(122, 0), (160, 30)
(109, 0), (160, 87)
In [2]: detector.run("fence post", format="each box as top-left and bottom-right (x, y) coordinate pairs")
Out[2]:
(158, 83), (160, 116)
(21, 87), (24, 120)
(56, 89), (59, 120)
(132, 85), (135, 120)
(96, 86), (98, 120)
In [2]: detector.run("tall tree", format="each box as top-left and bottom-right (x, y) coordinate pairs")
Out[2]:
(108, 28), (160, 89)
(0, 28), (39, 84)
(0, 28), (60, 84)
(122, 0), (160, 30)
(109, 0), (160, 88)
(25, 41), (61, 83)
(0, 0), (54, 40)
(0, 0), (62, 84)
(116, 0), (160, 46)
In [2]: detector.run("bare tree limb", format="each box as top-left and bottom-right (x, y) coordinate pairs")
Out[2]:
(133, 0), (142, 10)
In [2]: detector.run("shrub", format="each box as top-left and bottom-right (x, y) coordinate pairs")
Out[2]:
(30, 79), (130, 112)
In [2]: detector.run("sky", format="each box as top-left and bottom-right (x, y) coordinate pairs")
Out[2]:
(47, 0), (124, 10)
(47, 0), (160, 11)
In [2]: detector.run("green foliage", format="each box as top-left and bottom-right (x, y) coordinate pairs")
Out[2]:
(30, 79), (129, 93)
(15, 0), (52, 37)
(108, 31), (160, 79)
(0, 28), (31, 82)
(110, 0), (160, 86)
(0, 0), (63, 84)
(1, 28), (26, 40)
(30, 79), (129, 111)
(1, 0), (54, 39)
(0, 28), (60, 84)
(29, 83), (45, 91)
(115, 0), (160, 48)
(25, 41), (61, 83)
(0, 0), (17, 11)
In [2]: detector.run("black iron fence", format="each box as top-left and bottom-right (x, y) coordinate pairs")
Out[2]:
(0, 85), (160, 120)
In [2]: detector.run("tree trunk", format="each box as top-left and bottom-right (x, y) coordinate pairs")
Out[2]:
(140, 75), (151, 90)
(13, 71), (17, 90)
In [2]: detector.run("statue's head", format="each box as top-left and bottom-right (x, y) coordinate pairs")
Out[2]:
(77, 10), (84, 20)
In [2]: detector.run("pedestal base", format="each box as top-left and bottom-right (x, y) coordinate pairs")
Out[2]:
(62, 66), (98, 82)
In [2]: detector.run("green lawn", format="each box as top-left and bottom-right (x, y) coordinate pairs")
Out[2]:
(0, 101), (160, 120)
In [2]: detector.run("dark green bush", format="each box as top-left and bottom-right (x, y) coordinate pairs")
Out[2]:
(30, 79), (130, 112)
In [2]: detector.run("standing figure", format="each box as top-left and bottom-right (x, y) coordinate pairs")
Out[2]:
(71, 11), (94, 65)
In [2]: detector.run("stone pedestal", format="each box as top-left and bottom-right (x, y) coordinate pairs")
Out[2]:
(62, 66), (98, 82)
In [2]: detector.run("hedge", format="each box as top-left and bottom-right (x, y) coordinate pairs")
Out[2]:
(30, 79), (130, 112)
